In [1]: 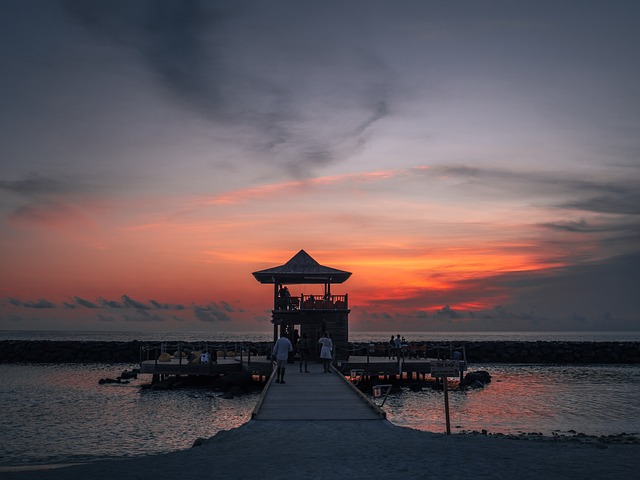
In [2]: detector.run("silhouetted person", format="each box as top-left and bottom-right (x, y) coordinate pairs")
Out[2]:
(318, 332), (333, 373)
(395, 334), (403, 360)
(273, 332), (293, 383)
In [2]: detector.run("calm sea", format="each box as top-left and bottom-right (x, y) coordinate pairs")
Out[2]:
(1, 330), (639, 470)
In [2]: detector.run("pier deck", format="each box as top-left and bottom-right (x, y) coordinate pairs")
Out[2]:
(252, 362), (385, 421)
(139, 354), (467, 380)
(338, 355), (467, 380)
(139, 357), (242, 376)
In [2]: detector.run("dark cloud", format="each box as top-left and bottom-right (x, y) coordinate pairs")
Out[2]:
(8, 298), (56, 308)
(500, 253), (640, 321)
(98, 297), (124, 309)
(218, 301), (234, 313)
(0, 173), (75, 197)
(74, 297), (99, 308)
(562, 192), (640, 216)
(61, 0), (393, 174)
(428, 165), (640, 212)
(150, 300), (185, 310)
(425, 164), (640, 256)
(61, 0), (220, 104)
(436, 305), (460, 319)
(193, 302), (232, 323)
(42, 295), (221, 312)
(0, 173), (94, 228)
(121, 295), (150, 310)
(541, 219), (605, 233)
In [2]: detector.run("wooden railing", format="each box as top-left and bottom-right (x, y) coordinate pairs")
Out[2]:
(275, 293), (348, 311)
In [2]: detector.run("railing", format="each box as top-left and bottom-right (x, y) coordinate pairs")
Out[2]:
(275, 293), (348, 311)
(351, 342), (466, 362)
(140, 341), (274, 371)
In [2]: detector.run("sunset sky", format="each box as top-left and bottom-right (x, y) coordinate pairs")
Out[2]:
(1, 1), (639, 334)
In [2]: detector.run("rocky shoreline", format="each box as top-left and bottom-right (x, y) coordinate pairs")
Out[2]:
(0, 340), (638, 364)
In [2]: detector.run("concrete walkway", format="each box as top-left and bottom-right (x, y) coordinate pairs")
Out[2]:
(252, 361), (385, 421)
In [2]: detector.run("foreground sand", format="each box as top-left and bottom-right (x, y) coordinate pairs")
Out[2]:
(2, 419), (638, 480)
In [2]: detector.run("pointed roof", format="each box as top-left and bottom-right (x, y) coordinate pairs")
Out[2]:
(252, 249), (352, 284)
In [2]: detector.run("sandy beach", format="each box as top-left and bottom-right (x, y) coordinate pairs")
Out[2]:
(1, 419), (638, 480)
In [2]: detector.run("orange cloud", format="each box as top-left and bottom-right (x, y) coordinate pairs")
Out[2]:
(201, 167), (421, 205)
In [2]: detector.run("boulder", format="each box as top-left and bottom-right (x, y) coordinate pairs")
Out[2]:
(119, 370), (138, 380)
(461, 370), (492, 388)
(98, 378), (119, 385)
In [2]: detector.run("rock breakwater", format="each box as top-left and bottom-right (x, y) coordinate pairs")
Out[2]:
(0, 340), (271, 364)
(460, 340), (639, 363)
(0, 340), (638, 364)
(351, 341), (640, 364)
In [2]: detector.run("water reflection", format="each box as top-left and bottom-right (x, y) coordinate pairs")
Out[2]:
(376, 364), (640, 436)
(0, 364), (258, 467)
(1, 363), (639, 468)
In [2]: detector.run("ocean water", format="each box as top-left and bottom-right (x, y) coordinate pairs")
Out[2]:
(380, 363), (640, 437)
(1, 330), (639, 469)
(0, 363), (259, 469)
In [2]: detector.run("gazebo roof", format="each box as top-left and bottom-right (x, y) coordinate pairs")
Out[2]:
(252, 249), (352, 284)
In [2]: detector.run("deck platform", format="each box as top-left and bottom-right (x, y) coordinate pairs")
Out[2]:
(139, 354), (467, 380)
(337, 355), (467, 380)
(139, 358), (243, 376)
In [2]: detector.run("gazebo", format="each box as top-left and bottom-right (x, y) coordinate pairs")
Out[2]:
(252, 249), (352, 360)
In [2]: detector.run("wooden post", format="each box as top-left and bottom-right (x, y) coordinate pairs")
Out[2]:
(443, 376), (451, 434)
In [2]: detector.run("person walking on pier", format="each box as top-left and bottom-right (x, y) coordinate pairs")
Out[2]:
(273, 332), (293, 384)
(318, 332), (333, 373)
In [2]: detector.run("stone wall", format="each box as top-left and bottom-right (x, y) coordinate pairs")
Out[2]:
(0, 340), (143, 363)
(0, 340), (273, 364)
(0, 340), (638, 364)
(352, 341), (640, 364)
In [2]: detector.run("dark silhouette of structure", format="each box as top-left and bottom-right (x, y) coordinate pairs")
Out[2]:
(252, 249), (352, 361)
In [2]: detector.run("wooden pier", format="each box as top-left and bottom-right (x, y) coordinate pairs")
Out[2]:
(139, 352), (467, 384)
(252, 362), (385, 420)
(336, 355), (467, 382)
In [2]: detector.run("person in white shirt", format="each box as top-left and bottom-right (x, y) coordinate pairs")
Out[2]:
(318, 332), (333, 373)
(272, 332), (293, 383)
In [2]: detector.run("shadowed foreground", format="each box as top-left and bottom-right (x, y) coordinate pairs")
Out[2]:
(1, 419), (638, 480)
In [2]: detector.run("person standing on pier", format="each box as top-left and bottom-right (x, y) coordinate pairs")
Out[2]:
(395, 334), (404, 360)
(273, 332), (293, 384)
(318, 332), (333, 373)
(298, 332), (310, 373)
